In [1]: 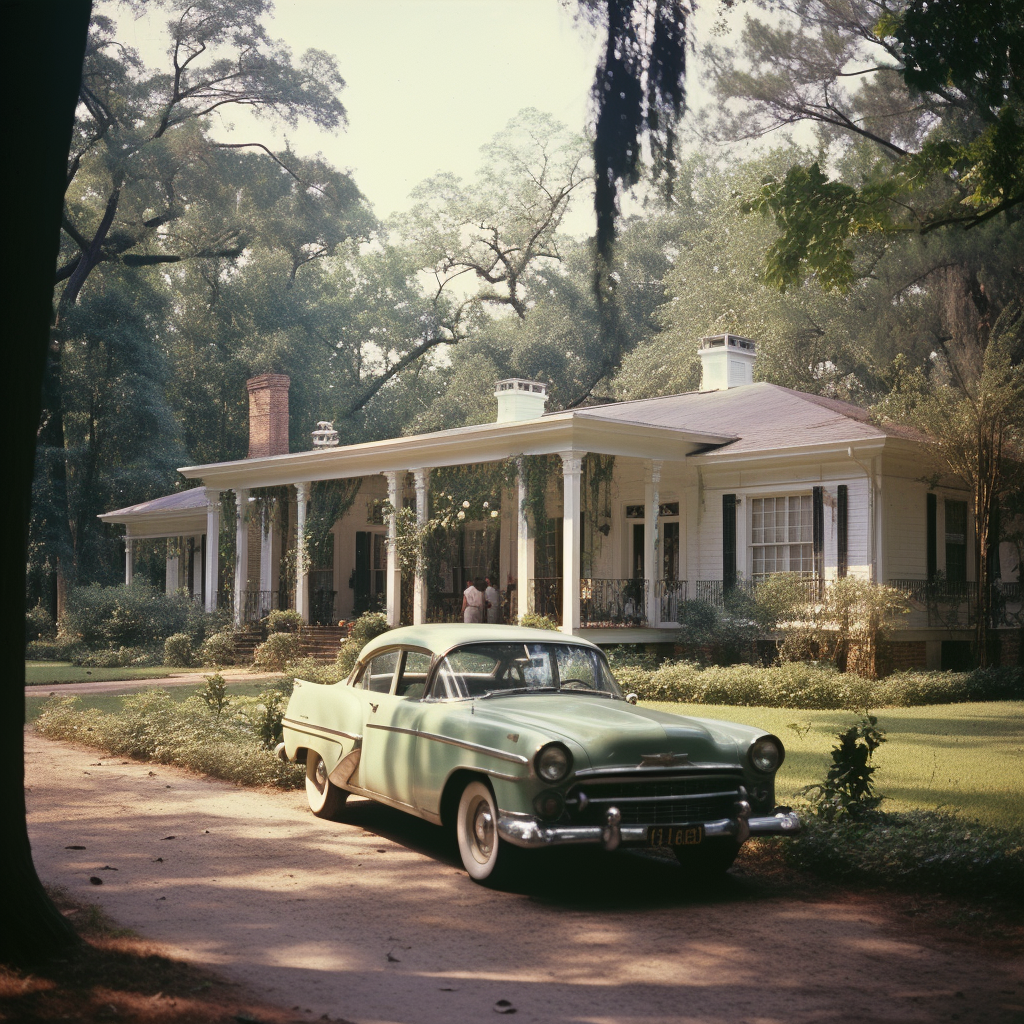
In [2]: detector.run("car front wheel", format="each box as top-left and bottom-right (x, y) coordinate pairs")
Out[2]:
(305, 750), (348, 820)
(456, 780), (520, 884)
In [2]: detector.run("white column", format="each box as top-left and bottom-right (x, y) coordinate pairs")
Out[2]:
(517, 462), (535, 621)
(125, 536), (134, 587)
(233, 488), (250, 626)
(165, 538), (179, 595)
(259, 510), (274, 615)
(295, 482), (310, 623)
(204, 489), (221, 613)
(560, 451), (583, 634)
(385, 471), (402, 627)
(644, 461), (662, 626)
(413, 468), (430, 625)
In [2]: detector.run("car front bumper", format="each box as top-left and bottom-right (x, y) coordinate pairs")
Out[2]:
(497, 808), (801, 851)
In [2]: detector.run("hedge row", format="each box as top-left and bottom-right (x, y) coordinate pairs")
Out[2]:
(779, 810), (1024, 902)
(35, 692), (303, 789)
(616, 661), (1023, 709)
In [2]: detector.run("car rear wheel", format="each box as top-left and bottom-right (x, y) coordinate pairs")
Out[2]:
(456, 780), (520, 884)
(305, 750), (348, 820)
(673, 837), (740, 876)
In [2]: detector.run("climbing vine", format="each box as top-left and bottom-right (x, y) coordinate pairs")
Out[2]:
(582, 453), (616, 575)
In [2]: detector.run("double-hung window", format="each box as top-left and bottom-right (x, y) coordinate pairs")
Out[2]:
(751, 495), (814, 576)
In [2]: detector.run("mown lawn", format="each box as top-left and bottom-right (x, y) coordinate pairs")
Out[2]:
(25, 662), (210, 685)
(24, 681), (276, 720)
(647, 700), (1024, 827)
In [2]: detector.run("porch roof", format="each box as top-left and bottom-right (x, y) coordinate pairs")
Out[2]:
(99, 487), (209, 539)
(177, 411), (735, 490)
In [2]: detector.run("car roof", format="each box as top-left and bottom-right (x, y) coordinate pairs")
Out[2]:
(355, 623), (601, 660)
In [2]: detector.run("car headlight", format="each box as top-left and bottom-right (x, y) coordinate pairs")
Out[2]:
(748, 736), (784, 774)
(535, 742), (573, 782)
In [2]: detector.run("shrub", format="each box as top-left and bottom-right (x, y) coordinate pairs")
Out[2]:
(675, 601), (756, 665)
(518, 612), (560, 631)
(25, 602), (55, 642)
(802, 715), (887, 821)
(200, 630), (237, 667)
(236, 687), (289, 748)
(627, 661), (1022, 709)
(282, 657), (345, 687)
(34, 693), (303, 789)
(163, 633), (195, 668)
(60, 582), (209, 648)
(198, 673), (230, 715)
(348, 611), (391, 646)
(77, 646), (160, 668)
(26, 635), (85, 662)
(265, 609), (303, 633)
(784, 811), (1024, 902)
(252, 631), (300, 671)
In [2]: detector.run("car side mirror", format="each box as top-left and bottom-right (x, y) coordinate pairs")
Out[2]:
(625, 693), (638, 705)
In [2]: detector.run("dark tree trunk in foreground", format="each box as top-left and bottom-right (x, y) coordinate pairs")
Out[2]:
(0, 0), (92, 963)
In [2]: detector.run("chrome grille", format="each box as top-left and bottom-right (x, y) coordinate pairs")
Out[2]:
(566, 772), (742, 827)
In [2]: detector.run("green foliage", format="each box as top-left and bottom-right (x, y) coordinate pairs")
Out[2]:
(265, 609), (303, 633)
(163, 633), (196, 668)
(785, 811), (1024, 902)
(802, 715), (887, 821)
(198, 673), (230, 716)
(25, 636), (86, 663)
(518, 612), (561, 631)
(674, 600), (757, 666)
(59, 583), (210, 649)
(76, 646), (160, 669)
(281, 658), (345, 687)
(34, 692), (303, 789)
(252, 632), (301, 671)
(237, 688), (289, 749)
(333, 611), (393, 676)
(25, 603), (55, 642)
(625, 661), (1023, 709)
(200, 631), (237, 667)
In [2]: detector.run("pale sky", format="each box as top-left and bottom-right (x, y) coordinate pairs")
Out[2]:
(118, 0), (738, 238)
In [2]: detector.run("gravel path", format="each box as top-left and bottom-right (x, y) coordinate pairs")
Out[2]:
(25, 731), (1023, 1024)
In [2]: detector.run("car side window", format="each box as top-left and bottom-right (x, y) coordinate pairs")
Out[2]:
(364, 650), (401, 693)
(396, 651), (432, 699)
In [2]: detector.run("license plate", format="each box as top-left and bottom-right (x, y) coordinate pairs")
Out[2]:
(648, 825), (704, 847)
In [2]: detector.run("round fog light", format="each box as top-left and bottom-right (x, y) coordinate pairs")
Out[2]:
(533, 791), (564, 820)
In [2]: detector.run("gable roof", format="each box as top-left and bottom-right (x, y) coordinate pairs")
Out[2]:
(572, 383), (921, 455)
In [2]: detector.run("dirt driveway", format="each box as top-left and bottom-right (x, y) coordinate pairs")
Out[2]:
(25, 731), (1022, 1024)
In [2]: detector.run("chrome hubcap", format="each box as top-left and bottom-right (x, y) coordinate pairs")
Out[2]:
(471, 799), (494, 859)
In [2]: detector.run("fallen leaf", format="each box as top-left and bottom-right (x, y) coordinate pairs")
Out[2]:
(156, 896), (166, 901)
(160, 836), (176, 840)
(385, 951), (400, 963)
(65, 845), (86, 850)
(494, 999), (516, 1014)
(152, 857), (163, 863)
(99, 865), (118, 871)
(89, 877), (103, 885)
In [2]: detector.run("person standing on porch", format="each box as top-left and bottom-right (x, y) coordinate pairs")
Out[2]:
(484, 577), (501, 624)
(462, 577), (486, 623)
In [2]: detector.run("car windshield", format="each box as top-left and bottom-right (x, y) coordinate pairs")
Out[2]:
(435, 642), (624, 701)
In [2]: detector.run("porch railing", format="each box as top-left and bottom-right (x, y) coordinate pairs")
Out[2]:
(240, 589), (294, 623)
(530, 577), (563, 623)
(657, 580), (688, 623)
(888, 579), (1021, 628)
(581, 578), (648, 627)
(427, 595), (463, 623)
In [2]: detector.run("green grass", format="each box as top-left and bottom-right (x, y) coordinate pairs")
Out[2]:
(646, 700), (1024, 828)
(24, 662), (210, 685)
(25, 681), (276, 721)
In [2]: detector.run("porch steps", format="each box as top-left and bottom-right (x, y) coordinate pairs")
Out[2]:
(232, 626), (265, 663)
(299, 624), (349, 661)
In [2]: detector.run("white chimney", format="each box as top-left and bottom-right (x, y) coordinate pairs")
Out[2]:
(494, 378), (549, 422)
(698, 334), (757, 391)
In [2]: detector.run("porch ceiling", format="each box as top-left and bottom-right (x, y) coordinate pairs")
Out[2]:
(178, 414), (735, 490)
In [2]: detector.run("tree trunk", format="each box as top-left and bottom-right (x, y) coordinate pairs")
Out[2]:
(0, 1), (92, 964)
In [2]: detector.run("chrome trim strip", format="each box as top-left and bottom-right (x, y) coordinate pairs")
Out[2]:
(584, 789), (739, 805)
(497, 811), (800, 849)
(364, 723), (529, 765)
(283, 719), (361, 743)
(574, 763), (744, 778)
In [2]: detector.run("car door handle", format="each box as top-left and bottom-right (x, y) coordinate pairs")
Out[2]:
(369, 703), (378, 713)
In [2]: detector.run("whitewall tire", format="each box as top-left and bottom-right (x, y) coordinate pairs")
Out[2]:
(305, 750), (348, 821)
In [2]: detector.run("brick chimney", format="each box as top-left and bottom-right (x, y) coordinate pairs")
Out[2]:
(246, 374), (290, 458)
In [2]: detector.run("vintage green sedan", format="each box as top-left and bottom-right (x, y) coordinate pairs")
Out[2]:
(279, 624), (800, 883)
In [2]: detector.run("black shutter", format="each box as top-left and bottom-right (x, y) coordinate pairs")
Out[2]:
(837, 485), (848, 578)
(200, 533), (207, 606)
(723, 494), (736, 592)
(812, 486), (824, 593)
(926, 493), (937, 581)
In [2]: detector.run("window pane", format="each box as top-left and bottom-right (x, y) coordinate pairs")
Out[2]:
(366, 650), (400, 693)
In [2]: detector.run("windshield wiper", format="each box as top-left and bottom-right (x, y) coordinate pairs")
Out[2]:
(479, 686), (558, 699)
(559, 688), (614, 698)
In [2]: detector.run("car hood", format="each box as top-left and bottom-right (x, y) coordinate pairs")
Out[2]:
(472, 695), (756, 770)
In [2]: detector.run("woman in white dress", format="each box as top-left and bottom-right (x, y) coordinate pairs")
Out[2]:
(461, 577), (486, 623)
